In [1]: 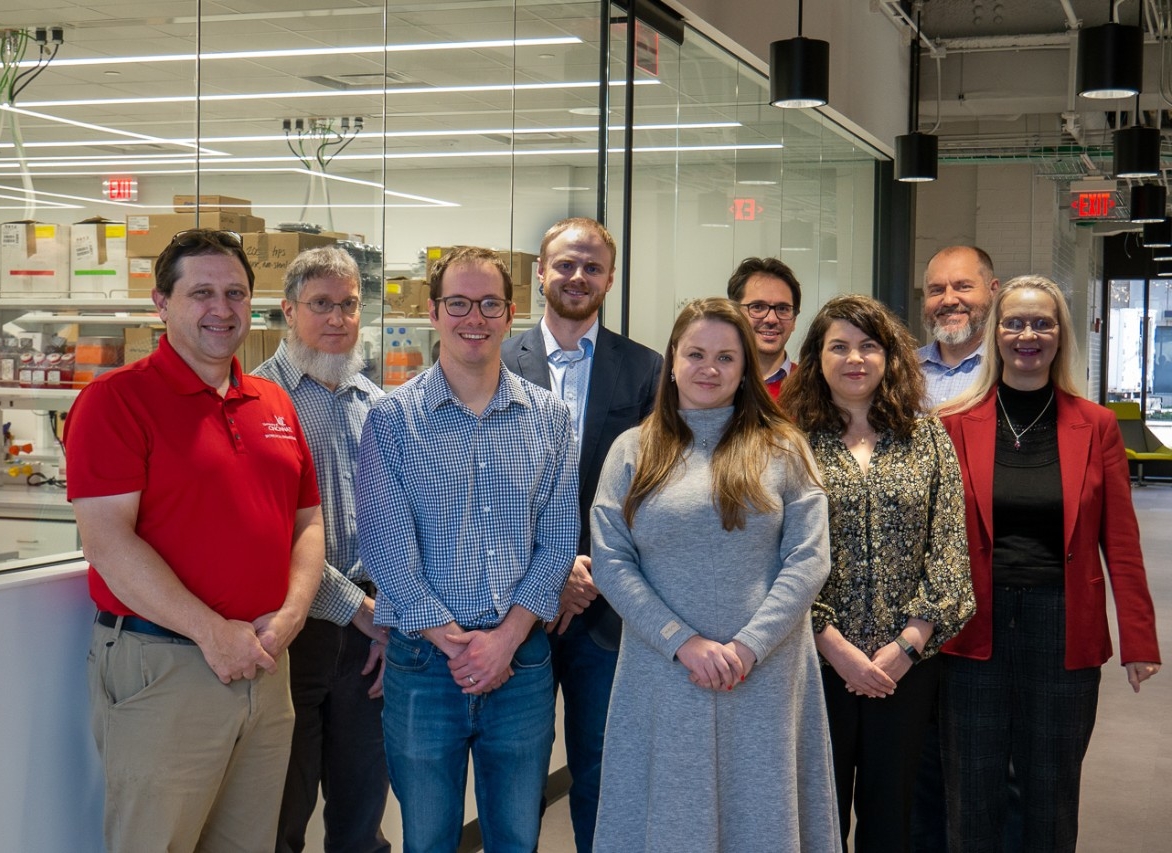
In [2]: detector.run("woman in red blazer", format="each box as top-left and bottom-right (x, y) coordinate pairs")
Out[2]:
(936, 275), (1160, 852)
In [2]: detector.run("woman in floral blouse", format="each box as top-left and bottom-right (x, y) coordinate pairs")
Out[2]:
(778, 295), (974, 853)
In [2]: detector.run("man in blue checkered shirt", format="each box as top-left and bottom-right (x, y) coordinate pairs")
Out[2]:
(254, 246), (391, 853)
(357, 245), (579, 852)
(918, 245), (1000, 409)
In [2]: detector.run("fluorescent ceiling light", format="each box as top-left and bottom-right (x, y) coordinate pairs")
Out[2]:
(0, 121), (740, 151)
(22, 79), (659, 110)
(0, 104), (221, 155)
(18, 37), (582, 69)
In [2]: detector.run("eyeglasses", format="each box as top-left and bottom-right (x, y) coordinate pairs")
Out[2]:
(295, 297), (365, 316)
(435, 296), (511, 318)
(168, 228), (242, 248)
(740, 301), (796, 321)
(999, 317), (1058, 334)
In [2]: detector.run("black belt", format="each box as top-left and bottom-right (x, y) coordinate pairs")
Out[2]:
(96, 610), (195, 644)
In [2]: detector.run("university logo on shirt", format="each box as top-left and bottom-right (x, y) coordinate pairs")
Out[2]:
(262, 414), (297, 440)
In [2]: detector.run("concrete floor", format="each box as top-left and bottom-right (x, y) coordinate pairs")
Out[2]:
(535, 484), (1172, 853)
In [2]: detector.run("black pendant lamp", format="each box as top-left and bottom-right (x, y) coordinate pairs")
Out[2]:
(1077, 17), (1143, 100)
(896, 4), (936, 182)
(1130, 183), (1166, 222)
(769, 0), (829, 108)
(1114, 98), (1162, 178)
(1143, 217), (1172, 247)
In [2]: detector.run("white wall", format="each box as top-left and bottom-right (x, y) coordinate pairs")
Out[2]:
(664, 0), (906, 154)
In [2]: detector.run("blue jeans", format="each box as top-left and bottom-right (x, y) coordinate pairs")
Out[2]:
(382, 627), (555, 853)
(548, 615), (618, 853)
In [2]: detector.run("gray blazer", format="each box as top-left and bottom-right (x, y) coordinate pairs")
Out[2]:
(502, 322), (662, 648)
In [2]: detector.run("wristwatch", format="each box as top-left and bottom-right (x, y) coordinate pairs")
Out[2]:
(894, 635), (922, 664)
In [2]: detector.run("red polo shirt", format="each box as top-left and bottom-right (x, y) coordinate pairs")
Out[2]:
(65, 335), (320, 622)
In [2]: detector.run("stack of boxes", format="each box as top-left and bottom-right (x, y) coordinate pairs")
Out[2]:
(423, 246), (540, 316)
(126, 196), (266, 296)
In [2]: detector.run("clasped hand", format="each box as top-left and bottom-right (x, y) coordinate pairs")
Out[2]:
(677, 636), (757, 691)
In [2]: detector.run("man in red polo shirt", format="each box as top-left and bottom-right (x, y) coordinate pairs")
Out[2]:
(66, 229), (324, 853)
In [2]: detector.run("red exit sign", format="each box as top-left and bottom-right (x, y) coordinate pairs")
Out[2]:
(732, 197), (763, 221)
(103, 176), (138, 202)
(1070, 190), (1115, 219)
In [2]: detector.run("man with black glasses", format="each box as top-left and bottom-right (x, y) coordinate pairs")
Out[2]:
(66, 229), (324, 853)
(255, 246), (390, 853)
(727, 257), (803, 398)
(357, 246), (578, 852)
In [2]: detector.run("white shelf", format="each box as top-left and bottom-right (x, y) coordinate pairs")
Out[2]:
(0, 387), (80, 410)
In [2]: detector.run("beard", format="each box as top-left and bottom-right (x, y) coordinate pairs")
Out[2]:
(543, 284), (607, 322)
(927, 302), (989, 347)
(284, 329), (367, 388)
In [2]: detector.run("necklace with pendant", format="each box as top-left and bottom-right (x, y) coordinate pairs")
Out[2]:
(997, 388), (1054, 450)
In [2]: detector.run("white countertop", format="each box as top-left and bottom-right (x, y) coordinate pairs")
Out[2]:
(0, 485), (73, 522)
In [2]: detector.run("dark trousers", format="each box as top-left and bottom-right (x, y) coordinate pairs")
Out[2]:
(276, 617), (391, 853)
(548, 615), (618, 853)
(941, 586), (1100, 853)
(822, 654), (941, 853)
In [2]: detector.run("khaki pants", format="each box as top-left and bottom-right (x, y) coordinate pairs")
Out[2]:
(88, 619), (294, 853)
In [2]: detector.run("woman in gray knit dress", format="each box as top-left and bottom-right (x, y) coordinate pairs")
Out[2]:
(590, 298), (841, 853)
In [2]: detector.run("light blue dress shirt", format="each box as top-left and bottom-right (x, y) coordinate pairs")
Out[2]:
(356, 362), (580, 635)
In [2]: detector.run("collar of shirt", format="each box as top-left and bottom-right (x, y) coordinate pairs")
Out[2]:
(422, 360), (531, 415)
(919, 340), (985, 370)
(153, 333), (254, 399)
(763, 354), (795, 385)
(540, 317), (599, 365)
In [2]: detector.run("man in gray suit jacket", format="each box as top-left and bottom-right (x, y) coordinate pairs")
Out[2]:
(502, 217), (661, 853)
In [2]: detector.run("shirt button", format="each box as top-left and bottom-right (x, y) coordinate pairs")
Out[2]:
(482, 506), (491, 514)
(487, 550), (495, 557)
(234, 434), (241, 441)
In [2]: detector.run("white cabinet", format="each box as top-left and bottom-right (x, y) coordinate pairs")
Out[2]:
(0, 516), (78, 560)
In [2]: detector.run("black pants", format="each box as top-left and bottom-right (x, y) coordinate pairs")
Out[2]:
(822, 654), (941, 853)
(276, 617), (391, 853)
(941, 586), (1100, 853)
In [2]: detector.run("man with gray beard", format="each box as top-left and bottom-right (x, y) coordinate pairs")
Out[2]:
(917, 245), (1000, 408)
(254, 246), (390, 853)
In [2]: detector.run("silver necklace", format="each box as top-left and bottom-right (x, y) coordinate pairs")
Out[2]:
(996, 388), (1054, 450)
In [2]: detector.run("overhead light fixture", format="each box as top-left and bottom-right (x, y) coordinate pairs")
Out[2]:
(1153, 247), (1172, 261)
(769, 0), (829, 108)
(1144, 217), (1172, 247)
(1157, 261), (1172, 276)
(1077, 21), (1143, 99)
(896, 3), (937, 182)
(698, 191), (731, 228)
(1114, 99), (1162, 178)
(736, 162), (781, 185)
(1130, 182), (1166, 222)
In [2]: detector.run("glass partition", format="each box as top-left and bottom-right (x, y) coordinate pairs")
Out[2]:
(0, 0), (884, 569)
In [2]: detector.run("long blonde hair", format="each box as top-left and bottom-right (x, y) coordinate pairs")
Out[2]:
(937, 274), (1080, 416)
(622, 298), (820, 531)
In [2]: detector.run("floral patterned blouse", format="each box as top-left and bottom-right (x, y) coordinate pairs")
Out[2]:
(809, 416), (974, 661)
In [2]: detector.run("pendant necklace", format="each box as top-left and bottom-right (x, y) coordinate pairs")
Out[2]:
(996, 388), (1054, 450)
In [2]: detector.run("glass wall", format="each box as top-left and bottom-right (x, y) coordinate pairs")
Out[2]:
(0, 0), (883, 566)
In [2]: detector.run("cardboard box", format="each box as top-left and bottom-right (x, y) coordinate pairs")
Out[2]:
(126, 212), (266, 258)
(71, 218), (128, 297)
(243, 232), (335, 294)
(1, 221), (70, 295)
(512, 284), (532, 317)
(128, 257), (157, 297)
(385, 278), (429, 317)
(425, 247), (538, 289)
(123, 326), (164, 364)
(172, 195), (252, 214)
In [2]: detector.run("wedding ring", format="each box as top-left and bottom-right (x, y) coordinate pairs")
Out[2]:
(467, 675), (477, 685)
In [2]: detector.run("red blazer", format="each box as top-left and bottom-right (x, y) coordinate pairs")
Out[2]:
(941, 388), (1160, 669)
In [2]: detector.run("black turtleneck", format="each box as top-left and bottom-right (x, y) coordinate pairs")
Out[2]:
(991, 382), (1065, 586)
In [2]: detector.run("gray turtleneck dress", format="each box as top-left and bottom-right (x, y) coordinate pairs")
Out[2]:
(589, 407), (840, 853)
